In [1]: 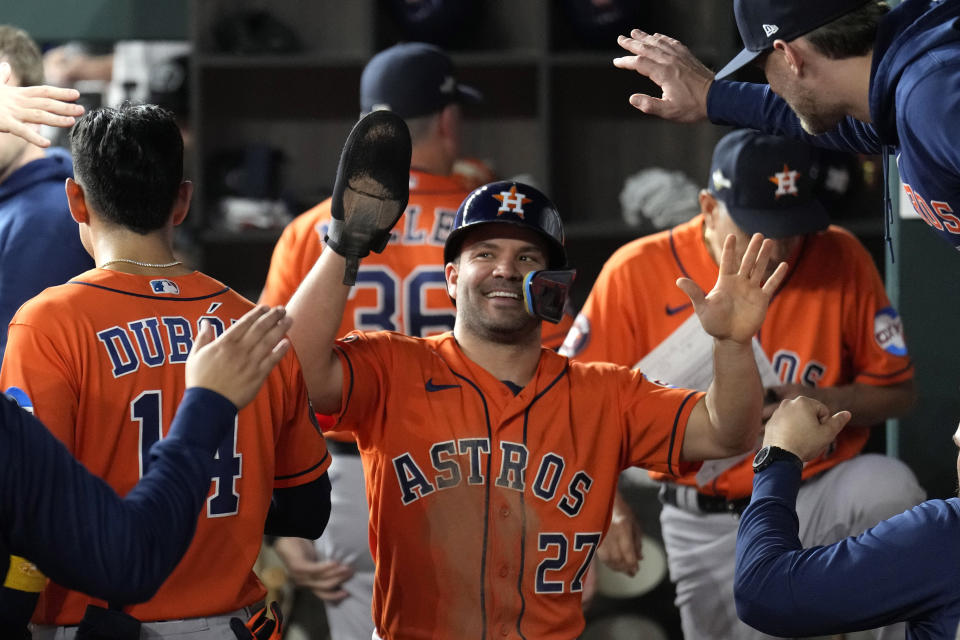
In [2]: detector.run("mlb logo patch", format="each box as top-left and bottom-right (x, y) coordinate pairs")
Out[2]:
(150, 279), (181, 295)
(874, 307), (907, 356)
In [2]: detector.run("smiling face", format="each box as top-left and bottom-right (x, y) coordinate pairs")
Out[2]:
(445, 224), (548, 344)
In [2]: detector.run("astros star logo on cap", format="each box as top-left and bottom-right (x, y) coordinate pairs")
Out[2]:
(493, 185), (532, 218)
(769, 164), (801, 198)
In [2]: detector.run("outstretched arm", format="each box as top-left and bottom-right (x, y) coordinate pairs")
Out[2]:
(732, 398), (943, 636)
(680, 234), (788, 460)
(613, 30), (714, 122)
(0, 61), (84, 147)
(0, 305), (292, 603)
(286, 249), (351, 413)
(286, 110), (411, 412)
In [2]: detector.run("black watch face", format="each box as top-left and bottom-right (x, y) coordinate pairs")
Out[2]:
(753, 447), (771, 469)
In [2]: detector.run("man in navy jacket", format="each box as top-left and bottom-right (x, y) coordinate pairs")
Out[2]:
(0, 26), (94, 364)
(613, 0), (960, 252)
(735, 396), (960, 638)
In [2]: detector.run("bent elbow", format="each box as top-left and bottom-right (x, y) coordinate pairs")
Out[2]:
(733, 579), (759, 627)
(734, 573), (792, 636)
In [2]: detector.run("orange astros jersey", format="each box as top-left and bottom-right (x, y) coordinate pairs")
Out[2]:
(562, 215), (913, 499)
(0, 268), (330, 625)
(331, 330), (703, 639)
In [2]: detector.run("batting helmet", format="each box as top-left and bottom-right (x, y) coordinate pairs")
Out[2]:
(443, 181), (567, 269)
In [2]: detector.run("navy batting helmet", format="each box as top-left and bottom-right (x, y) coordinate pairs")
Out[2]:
(443, 181), (567, 269)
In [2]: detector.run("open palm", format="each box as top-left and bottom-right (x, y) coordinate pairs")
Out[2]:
(677, 233), (787, 344)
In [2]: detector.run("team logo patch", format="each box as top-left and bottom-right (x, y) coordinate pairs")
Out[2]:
(3, 386), (34, 413)
(150, 279), (180, 295)
(874, 307), (907, 356)
(493, 185), (532, 218)
(712, 168), (732, 191)
(558, 313), (590, 357)
(769, 164), (800, 198)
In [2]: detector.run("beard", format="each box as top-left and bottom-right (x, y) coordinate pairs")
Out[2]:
(457, 290), (540, 345)
(782, 87), (847, 135)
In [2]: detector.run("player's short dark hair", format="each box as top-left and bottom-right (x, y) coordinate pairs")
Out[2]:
(0, 25), (43, 87)
(806, 2), (889, 59)
(70, 103), (184, 234)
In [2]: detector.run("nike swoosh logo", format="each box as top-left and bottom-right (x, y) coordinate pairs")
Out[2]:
(665, 303), (692, 316)
(425, 379), (461, 392)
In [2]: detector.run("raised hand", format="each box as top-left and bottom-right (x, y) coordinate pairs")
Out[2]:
(185, 305), (293, 409)
(677, 233), (787, 344)
(613, 29), (714, 122)
(0, 61), (84, 147)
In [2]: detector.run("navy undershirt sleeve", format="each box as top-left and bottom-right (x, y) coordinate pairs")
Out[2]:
(0, 387), (236, 604)
(735, 460), (960, 637)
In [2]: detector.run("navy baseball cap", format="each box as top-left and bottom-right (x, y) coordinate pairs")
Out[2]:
(715, 0), (872, 79)
(360, 42), (482, 118)
(707, 130), (829, 238)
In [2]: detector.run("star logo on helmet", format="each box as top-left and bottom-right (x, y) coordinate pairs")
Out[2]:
(769, 164), (800, 198)
(493, 185), (532, 218)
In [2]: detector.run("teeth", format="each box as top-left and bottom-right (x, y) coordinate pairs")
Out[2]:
(488, 291), (519, 299)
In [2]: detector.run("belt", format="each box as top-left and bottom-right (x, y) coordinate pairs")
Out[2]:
(658, 483), (751, 516)
(326, 439), (360, 456)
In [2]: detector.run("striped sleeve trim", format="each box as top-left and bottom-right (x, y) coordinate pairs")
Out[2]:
(667, 391), (700, 477)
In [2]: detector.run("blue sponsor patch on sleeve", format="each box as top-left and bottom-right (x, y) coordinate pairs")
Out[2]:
(874, 307), (907, 356)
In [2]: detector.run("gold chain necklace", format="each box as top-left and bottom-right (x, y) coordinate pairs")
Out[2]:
(98, 258), (183, 269)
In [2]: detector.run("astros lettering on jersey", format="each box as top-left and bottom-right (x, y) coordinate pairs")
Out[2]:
(0, 268), (330, 624)
(330, 330), (703, 638)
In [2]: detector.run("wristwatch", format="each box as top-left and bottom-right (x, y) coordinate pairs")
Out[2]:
(752, 445), (803, 473)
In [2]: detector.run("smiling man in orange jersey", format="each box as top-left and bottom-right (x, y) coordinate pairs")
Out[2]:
(265, 42), (569, 640)
(282, 104), (789, 640)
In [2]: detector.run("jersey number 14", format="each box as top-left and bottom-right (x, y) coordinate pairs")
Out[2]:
(132, 390), (241, 517)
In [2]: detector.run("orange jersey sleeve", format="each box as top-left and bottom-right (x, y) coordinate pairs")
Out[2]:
(328, 330), (702, 638)
(566, 217), (914, 498)
(0, 269), (329, 625)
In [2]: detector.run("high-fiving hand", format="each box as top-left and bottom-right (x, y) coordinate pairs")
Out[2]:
(763, 396), (852, 462)
(613, 29), (714, 122)
(0, 61), (84, 147)
(677, 233), (787, 344)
